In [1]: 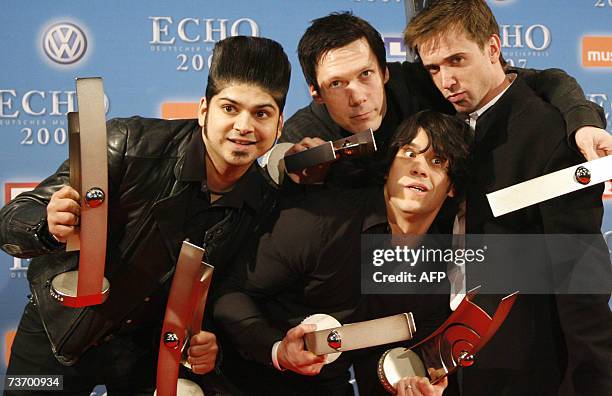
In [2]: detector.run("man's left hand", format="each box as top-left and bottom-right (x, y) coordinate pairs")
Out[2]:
(187, 331), (218, 374)
(395, 376), (447, 396)
(574, 126), (612, 161)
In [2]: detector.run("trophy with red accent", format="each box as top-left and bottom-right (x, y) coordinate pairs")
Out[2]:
(50, 77), (110, 307)
(378, 287), (518, 393)
(155, 241), (214, 396)
(263, 128), (377, 185)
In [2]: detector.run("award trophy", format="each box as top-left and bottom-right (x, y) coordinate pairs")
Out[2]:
(302, 313), (416, 364)
(487, 155), (612, 217)
(378, 288), (518, 393)
(155, 241), (214, 396)
(50, 77), (110, 307)
(263, 129), (377, 185)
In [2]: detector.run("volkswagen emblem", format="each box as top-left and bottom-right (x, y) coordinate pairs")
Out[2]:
(43, 22), (87, 65)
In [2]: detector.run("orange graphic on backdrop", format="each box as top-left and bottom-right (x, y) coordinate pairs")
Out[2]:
(4, 330), (16, 367)
(582, 36), (612, 67)
(161, 102), (199, 119)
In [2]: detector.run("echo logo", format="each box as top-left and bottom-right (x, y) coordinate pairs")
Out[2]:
(582, 36), (612, 67)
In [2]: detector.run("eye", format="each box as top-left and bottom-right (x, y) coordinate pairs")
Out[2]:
(450, 56), (463, 65)
(221, 104), (236, 113)
(329, 80), (343, 89)
(426, 66), (439, 75)
(255, 110), (270, 119)
(361, 70), (373, 78)
(431, 156), (447, 167)
(401, 149), (417, 158)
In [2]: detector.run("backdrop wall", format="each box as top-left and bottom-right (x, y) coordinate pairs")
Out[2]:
(1, 1), (610, 390)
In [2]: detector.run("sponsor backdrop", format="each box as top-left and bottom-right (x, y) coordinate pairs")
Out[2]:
(0, 0), (610, 389)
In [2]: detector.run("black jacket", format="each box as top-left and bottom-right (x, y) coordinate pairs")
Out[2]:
(214, 187), (453, 395)
(0, 116), (275, 365)
(463, 76), (612, 395)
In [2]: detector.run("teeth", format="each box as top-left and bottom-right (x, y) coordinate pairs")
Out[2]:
(231, 140), (253, 145)
(409, 186), (425, 192)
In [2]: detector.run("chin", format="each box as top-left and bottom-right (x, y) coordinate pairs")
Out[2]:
(227, 153), (253, 165)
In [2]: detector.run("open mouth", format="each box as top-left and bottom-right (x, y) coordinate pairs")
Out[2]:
(228, 138), (256, 146)
(406, 183), (428, 193)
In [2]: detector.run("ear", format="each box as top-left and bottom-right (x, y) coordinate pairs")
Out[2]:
(276, 113), (284, 141)
(309, 84), (324, 104)
(447, 184), (456, 198)
(487, 34), (502, 65)
(197, 97), (208, 127)
(383, 65), (390, 84)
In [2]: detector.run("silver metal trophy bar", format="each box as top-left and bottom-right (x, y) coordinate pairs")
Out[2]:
(263, 129), (377, 185)
(156, 241), (214, 396)
(487, 155), (612, 217)
(300, 313), (415, 365)
(304, 313), (416, 355)
(50, 77), (110, 308)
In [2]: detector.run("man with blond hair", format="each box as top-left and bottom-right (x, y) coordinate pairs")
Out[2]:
(405, 1), (612, 395)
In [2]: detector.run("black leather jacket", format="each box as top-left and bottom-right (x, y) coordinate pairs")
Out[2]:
(0, 116), (275, 365)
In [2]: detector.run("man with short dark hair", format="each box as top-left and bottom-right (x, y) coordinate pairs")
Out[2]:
(0, 35), (290, 395)
(282, 12), (611, 188)
(405, 1), (612, 394)
(215, 110), (472, 395)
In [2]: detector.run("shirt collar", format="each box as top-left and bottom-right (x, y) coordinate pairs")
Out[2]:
(360, 187), (448, 234)
(464, 73), (516, 129)
(178, 126), (269, 212)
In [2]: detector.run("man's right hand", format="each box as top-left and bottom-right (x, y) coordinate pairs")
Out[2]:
(276, 323), (326, 376)
(286, 137), (331, 184)
(47, 186), (80, 242)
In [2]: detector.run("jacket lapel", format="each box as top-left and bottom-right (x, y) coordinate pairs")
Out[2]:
(151, 182), (194, 264)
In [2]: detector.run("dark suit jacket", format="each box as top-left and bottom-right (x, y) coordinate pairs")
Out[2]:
(464, 76), (612, 395)
(213, 187), (453, 395)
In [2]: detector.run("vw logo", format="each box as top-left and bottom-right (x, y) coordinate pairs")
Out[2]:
(42, 22), (87, 65)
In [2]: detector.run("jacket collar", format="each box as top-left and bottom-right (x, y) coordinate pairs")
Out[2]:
(362, 186), (389, 232)
(474, 74), (525, 144)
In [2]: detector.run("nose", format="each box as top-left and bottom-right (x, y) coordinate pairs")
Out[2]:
(348, 84), (367, 107)
(409, 155), (429, 178)
(233, 111), (254, 135)
(440, 67), (456, 91)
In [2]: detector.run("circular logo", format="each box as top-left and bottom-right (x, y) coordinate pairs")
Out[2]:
(42, 22), (87, 65)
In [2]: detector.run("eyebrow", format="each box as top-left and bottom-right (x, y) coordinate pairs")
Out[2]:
(319, 63), (377, 86)
(217, 97), (277, 110)
(422, 52), (466, 69)
(402, 143), (428, 154)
